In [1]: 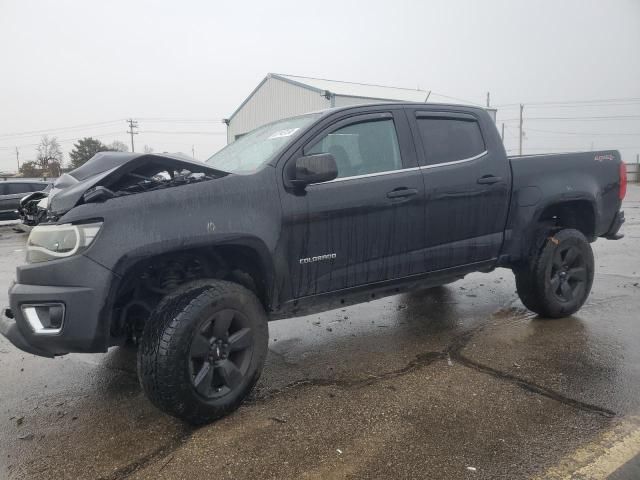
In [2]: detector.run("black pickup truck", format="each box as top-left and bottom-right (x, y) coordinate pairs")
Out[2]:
(1, 103), (626, 424)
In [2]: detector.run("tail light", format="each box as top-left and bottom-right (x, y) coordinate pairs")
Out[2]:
(619, 162), (627, 200)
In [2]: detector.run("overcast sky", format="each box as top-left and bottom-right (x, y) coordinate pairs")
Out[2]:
(1, 0), (639, 172)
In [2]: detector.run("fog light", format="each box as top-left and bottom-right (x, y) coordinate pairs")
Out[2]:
(22, 303), (65, 334)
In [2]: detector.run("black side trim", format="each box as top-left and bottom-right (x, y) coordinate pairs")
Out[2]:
(271, 260), (496, 319)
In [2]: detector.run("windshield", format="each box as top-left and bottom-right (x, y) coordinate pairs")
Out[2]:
(206, 113), (321, 173)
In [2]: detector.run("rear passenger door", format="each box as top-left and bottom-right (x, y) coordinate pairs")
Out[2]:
(407, 109), (510, 271)
(280, 110), (427, 298)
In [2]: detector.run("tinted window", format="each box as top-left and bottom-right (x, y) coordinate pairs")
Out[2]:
(307, 119), (402, 178)
(416, 117), (485, 165)
(5, 183), (34, 195)
(30, 183), (48, 191)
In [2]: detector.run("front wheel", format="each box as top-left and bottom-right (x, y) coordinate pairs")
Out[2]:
(137, 280), (269, 424)
(515, 228), (594, 318)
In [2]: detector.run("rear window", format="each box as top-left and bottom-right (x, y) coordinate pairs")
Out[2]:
(416, 117), (485, 165)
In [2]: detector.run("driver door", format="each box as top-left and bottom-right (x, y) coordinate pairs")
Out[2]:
(279, 109), (427, 298)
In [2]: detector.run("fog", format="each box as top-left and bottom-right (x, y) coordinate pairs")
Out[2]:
(1, 0), (639, 171)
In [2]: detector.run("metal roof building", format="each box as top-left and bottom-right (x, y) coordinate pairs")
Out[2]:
(223, 73), (430, 143)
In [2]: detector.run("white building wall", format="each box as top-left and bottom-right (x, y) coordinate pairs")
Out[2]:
(227, 77), (329, 143)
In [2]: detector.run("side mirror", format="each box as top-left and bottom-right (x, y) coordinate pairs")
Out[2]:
(291, 153), (338, 188)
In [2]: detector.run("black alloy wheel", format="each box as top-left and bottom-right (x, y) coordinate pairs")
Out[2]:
(548, 244), (588, 303)
(515, 228), (594, 318)
(189, 309), (254, 399)
(138, 280), (269, 424)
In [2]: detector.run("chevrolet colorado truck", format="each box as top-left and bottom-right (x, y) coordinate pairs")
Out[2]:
(1, 103), (626, 424)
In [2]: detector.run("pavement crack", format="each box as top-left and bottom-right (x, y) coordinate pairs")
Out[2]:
(252, 350), (446, 402)
(258, 323), (617, 420)
(252, 328), (483, 402)
(444, 326), (617, 418)
(97, 425), (193, 480)
(450, 352), (617, 418)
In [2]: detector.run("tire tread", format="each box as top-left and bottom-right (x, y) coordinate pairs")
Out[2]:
(137, 280), (268, 425)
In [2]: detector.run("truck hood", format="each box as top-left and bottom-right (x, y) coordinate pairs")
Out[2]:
(48, 152), (226, 216)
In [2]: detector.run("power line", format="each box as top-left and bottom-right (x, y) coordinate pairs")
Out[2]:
(137, 117), (222, 123)
(0, 118), (222, 142)
(141, 130), (226, 135)
(498, 101), (640, 109)
(0, 119), (124, 139)
(501, 114), (640, 122)
(4, 130), (126, 149)
(495, 97), (640, 108)
(2, 128), (225, 151)
(521, 127), (640, 136)
(428, 91), (484, 107)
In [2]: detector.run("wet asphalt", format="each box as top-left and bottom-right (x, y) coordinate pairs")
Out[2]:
(0, 187), (639, 480)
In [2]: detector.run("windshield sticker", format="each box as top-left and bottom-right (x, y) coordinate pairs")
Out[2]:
(268, 128), (300, 140)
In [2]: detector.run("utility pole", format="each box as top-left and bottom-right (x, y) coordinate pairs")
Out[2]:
(501, 123), (505, 142)
(15, 147), (19, 171)
(127, 119), (139, 152)
(486, 92), (490, 107)
(518, 104), (524, 155)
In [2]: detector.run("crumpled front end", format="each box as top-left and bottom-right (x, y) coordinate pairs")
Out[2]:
(46, 151), (226, 219)
(2, 151), (228, 357)
(18, 191), (49, 227)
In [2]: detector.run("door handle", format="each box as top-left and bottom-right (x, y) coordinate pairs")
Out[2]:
(387, 188), (418, 199)
(477, 175), (502, 185)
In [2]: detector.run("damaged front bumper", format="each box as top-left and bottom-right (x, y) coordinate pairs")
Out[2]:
(1, 306), (55, 357)
(0, 255), (116, 357)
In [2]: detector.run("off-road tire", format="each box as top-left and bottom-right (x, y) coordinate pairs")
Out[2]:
(515, 228), (594, 318)
(137, 279), (268, 424)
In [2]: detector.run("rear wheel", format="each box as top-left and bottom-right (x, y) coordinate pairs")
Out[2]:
(137, 280), (268, 424)
(515, 228), (594, 318)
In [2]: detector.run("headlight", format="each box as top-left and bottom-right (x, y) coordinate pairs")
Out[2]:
(26, 222), (103, 263)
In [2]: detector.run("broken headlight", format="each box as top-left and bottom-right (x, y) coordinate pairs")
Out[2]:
(26, 222), (103, 263)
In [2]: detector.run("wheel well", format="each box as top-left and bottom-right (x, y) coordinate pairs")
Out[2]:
(538, 200), (596, 238)
(110, 245), (270, 342)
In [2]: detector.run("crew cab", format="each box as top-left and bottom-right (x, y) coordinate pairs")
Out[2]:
(0, 103), (626, 424)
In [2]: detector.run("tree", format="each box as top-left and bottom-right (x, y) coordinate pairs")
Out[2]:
(48, 160), (62, 177)
(19, 161), (41, 177)
(143, 145), (154, 154)
(36, 136), (63, 175)
(107, 140), (129, 152)
(69, 137), (108, 169)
